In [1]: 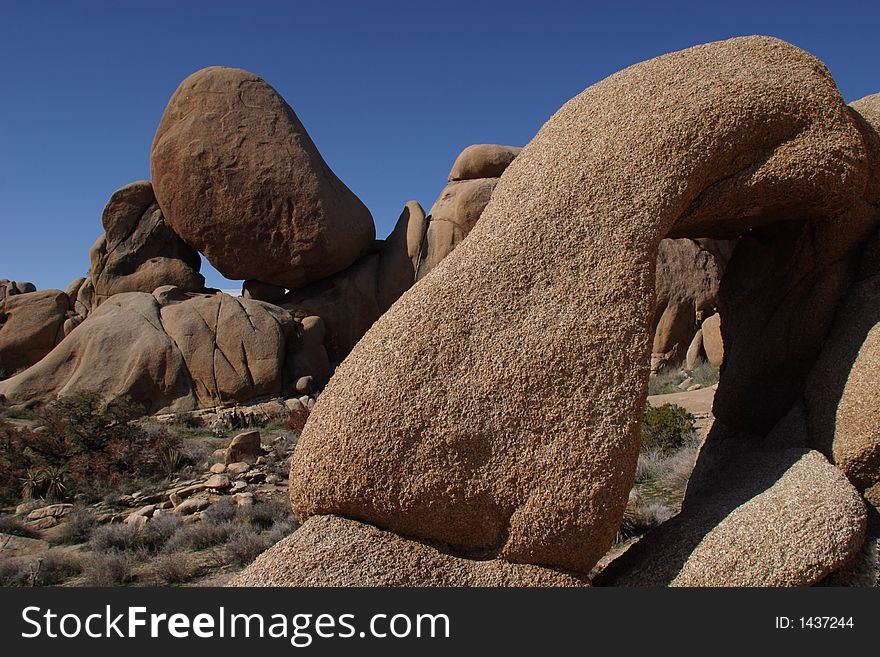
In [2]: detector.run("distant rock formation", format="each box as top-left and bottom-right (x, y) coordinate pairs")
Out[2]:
(0, 280), (36, 299)
(0, 289), (68, 375)
(0, 289), (302, 413)
(416, 144), (521, 280)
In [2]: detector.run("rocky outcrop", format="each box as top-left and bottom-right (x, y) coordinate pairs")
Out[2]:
(231, 514), (587, 587)
(596, 450), (866, 586)
(0, 290), (69, 374)
(0, 290), (300, 413)
(151, 66), (375, 290)
(281, 202), (427, 363)
(90, 181), (204, 304)
(416, 145), (520, 280)
(261, 36), (872, 584)
(650, 238), (733, 371)
(0, 280), (36, 299)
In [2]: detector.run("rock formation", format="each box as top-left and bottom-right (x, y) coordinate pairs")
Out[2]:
(651, 238), (733, 371)
(281, 201), (427, 363)
(416, 144), (520, 280)
(0, 289), (68, 374)
(232, 36), (876, 586)
(230, 515), (587, 587)
(89, 181), (204, 304)
(595, 450), (866, 586)
(150, 66), (375, 290)
(0, 289), (301, 413)
(0, 280), (36, 299)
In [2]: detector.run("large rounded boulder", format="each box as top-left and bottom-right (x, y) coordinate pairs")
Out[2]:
(150, 67), (375, 290)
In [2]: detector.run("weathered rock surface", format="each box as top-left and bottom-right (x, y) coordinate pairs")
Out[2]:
(0, 290), (299, 413)
(804, 263), (880, 491)
(230, 515), (587, 587)
(151, 66), (375, 290)
(0, 290), (68, 374)
(595, 450), (866, 586)
(90, 181), (204, 303)
(288, 36), (868, 575)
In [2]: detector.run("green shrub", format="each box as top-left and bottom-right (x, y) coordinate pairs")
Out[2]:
(641, 403), (695, 453)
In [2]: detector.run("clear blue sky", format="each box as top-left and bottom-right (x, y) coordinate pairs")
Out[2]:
(2, 0), (879, 291)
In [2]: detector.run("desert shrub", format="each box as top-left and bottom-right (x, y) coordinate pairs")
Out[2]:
(0, 559), (28, 586)
(0, 514), (41, 538)
(90, 515), (182, 554)
(264, 518), (299, 546)
(163, 520), (234, 553)
(172, 413), (201, 429)
(641, 403), (695, 453)
(51, 505), (97, 545)
(89, 523), (142, 552)
(152, 553), (198, 585)
(225, 530), (272, 566)
(0, 392), (182, 501)
(647, 369), (685, 396)
(80, 551), (136, 586)
(242, 500), (293, 530)
(202, 498), (238, 524)
(27, 550), (83, 586)
(688, 358), (719, 387)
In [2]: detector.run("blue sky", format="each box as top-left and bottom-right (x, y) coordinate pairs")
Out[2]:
(2, 0), (879, 291)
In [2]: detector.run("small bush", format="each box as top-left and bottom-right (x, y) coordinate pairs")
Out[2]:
(152, 553), (197, 585)
(163, 521), (234, 553)
(641, 403), (695, 453)
(0, 559), (28, 586)
(27, 550), (83, 586)
(89, 523), (142, 552)
(172, 413), (201, 429)
(0, 514), (41, 539)
(202, 498), (238, 524)
(647, 369), (685, 396)
(80, 551), (136, 586)
(52, 505), (97, 545)
(225, 530), (271, 566)
(242, 500), (292, 530)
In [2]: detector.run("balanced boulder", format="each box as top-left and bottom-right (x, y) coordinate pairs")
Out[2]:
(416, 145), (520, 280)
(151, 66), (375, 290)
